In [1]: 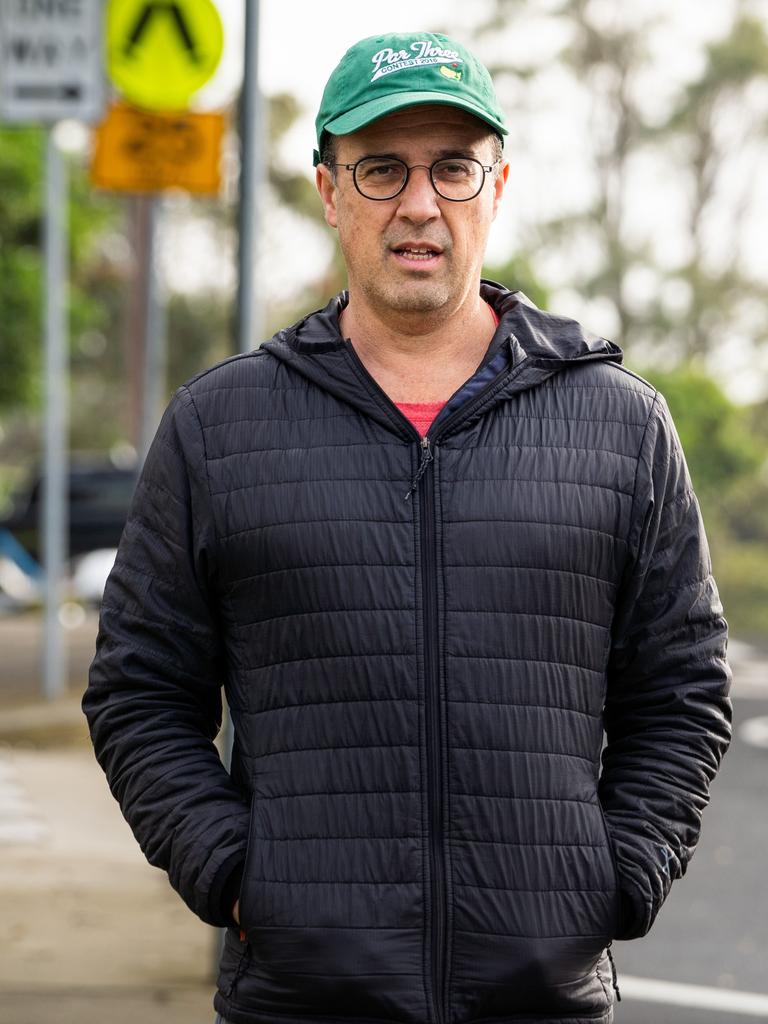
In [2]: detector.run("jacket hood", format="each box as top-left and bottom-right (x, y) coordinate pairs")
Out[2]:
(486, 281), (623, 367)
(260, 281), (623, 436)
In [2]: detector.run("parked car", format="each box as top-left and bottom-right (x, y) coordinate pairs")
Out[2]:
(71, 548), (119, 605)
(0, 459), (137, 565)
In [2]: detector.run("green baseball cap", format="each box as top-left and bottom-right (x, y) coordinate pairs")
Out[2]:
(313, 32), (508, 165)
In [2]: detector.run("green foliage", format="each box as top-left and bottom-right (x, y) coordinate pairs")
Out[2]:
(681, 15), (768, 112)
(652, 13), (768, 359)
(0, 126), (124, 414)
(470, 2), (768, 363)
(631, 363), (768, 640)
(0, 126), (43, 408)
(711, 540), (768, 643)
(268, 92), (327, 224)
(165, 291), (232, 392)
(467, 1), (768, 641)
(636, 365), (763, 497)
(483, 254), (550, 310)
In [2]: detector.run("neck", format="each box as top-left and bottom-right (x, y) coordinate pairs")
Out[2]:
(339, 288), (497, 404)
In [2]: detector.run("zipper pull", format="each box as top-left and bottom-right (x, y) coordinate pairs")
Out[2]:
(606, 942), (621, 1002)
(404, 436), (433, 501)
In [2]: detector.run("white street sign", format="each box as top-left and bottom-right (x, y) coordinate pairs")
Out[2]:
(0, 0), (104, 123)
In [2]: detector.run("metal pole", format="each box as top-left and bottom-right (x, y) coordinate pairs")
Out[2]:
(236, 0), (263, 356)
(41, 126), (69, 701)
(214, 0), (263, 977)
(138, 195), (167, 467)
(125, 197), (149, 453)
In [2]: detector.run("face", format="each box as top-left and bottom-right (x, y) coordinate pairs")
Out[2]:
(316, 105), (509, 323)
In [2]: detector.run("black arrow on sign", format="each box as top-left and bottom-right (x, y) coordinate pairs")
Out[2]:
(123, 2), (201, 64)
(15, 84), (83, 100)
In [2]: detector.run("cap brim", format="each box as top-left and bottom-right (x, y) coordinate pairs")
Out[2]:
(323, 91), (508, 140)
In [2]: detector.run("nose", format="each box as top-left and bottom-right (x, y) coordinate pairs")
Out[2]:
(395, 164), (441, 221)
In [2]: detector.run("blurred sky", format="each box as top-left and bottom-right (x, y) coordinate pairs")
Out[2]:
(204, 0), (740, 113)
(160, 0), (768, 401)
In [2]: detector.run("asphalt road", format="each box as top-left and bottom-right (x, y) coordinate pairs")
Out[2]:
(612, 685), (768, 1022)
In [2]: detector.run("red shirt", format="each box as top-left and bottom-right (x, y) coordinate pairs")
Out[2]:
(394, 401), (446, 438)
(394, 304), (499, 437)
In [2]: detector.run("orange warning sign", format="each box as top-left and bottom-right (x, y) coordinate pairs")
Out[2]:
(90, 102), (224, 194)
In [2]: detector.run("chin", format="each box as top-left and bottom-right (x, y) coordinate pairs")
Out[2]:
(377, 284), (451, 315)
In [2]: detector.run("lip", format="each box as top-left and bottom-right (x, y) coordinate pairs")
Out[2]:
(389, 241), (444, 269)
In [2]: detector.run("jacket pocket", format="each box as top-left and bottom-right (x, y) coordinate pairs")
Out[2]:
(596, 797), (621, 940)
(237, 790), (259, 933)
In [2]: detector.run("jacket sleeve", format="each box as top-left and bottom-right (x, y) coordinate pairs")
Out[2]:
(82, 385), (249, 927)
(599, 391), (732, 941)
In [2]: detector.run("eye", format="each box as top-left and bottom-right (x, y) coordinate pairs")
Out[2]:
(433, 159), (474, 180)
(357, 159), (405, 181)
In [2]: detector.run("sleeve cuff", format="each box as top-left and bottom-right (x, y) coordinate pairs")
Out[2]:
(208, 850), (245, 929)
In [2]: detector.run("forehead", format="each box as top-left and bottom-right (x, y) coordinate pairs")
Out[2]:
(338, 104), (493, 157)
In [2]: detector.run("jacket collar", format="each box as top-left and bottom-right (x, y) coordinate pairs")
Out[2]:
(261, 281), (623, 439)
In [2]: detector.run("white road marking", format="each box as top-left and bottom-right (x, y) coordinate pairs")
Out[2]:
(728, 641), (768, 699)
(0, 753), (49, 846)
(621, 975), (768, 1017)
(738, 716), (768, 750)
(0, 820), (50, 844)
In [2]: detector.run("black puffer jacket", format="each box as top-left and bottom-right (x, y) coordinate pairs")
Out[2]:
(84, 282), (732, 1024)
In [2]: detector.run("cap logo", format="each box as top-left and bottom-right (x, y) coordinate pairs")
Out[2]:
(370, 41), (463, 82)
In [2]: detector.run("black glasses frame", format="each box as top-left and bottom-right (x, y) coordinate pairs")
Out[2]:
(330, 156), (499, 202)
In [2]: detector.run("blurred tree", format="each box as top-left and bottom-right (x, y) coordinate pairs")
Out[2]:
(468, 0), (768, 364)
(165, 290), (232, 390)
(0, 127), (43, 409)
(0, 125), (125, 415)
(553, 0), (654, 347)
(1, 89), (348, 479)
(262, 92), (347, 336)
(637, 362), (768, 640)
(469, 0), (768, 641)
(483, 253), (550, 309)
(653, 10), (768, 359)
(162, 91), (348, 388)
(638, 364), (764, 500)
(267, 92), (329, 223)
(470, 0), (657, 345)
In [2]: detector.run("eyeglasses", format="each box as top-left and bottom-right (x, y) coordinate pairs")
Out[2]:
(330, 156), (499, 202)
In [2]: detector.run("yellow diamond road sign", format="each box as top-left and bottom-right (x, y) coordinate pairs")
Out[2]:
(106, 0), (224, 112)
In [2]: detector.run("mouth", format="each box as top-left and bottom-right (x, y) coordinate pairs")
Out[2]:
(390, 242), (444, 268)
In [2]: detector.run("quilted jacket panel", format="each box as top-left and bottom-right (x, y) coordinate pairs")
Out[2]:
(84, 283), (732, 1024)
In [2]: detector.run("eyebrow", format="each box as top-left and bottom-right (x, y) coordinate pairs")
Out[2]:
(351, 147), (483, 162)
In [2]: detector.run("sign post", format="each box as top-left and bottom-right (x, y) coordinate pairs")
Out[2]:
(138, 194), (167, 467)
(98, 0), (227, 466)
(41, 127), (68, 701)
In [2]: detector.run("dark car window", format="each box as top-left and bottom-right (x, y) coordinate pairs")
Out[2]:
(0, 464), (138, 561)
(69, 473), (137, 514)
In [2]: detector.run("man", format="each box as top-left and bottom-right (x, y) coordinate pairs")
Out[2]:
(83, 32), (732, 1024)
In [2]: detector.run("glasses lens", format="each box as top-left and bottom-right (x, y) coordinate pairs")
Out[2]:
(354, 158), (408, 199)
(431, 158), (485, 200)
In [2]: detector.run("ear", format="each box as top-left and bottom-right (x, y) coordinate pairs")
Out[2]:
(491, 159), (510, 220)
(316, 164), (339, 229)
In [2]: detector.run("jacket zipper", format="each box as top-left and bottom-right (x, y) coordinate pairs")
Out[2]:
(341, 337), (529, 1024)
(419, 434), (446, 1024)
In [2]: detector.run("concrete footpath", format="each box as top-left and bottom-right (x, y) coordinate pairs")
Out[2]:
(0, 740), (221, 1024)
(0, 611), (220, 1024)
